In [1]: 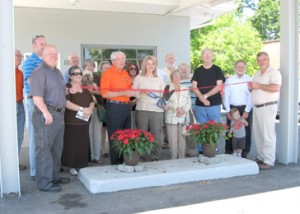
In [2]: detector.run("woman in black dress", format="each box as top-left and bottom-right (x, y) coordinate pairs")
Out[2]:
(61, 65), (94, 176)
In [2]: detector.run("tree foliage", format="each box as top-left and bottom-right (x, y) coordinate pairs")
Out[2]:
(190, 12), (262, 76)
(250, 0), (280, 41)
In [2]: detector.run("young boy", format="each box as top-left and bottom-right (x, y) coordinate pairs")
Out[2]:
(228, 108), (249, 157)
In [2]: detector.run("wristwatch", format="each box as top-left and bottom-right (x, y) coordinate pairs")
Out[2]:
(203, 95), (208, 99)
(79, 106), (83, 111)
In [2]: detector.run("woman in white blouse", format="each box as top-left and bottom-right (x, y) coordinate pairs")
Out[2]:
(133, 55), (165, 161)
(165, 70), (191, 159)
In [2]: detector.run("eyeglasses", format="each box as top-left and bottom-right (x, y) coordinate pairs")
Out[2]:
(32, 35), (45, 43)
(71, 72), (83, 76)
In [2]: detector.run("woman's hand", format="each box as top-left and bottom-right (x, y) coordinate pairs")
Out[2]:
(82, 107), (93, 116)
(176, 107), (185, 117)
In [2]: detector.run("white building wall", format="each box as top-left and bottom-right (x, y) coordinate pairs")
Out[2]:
(14, 7), (191, 71)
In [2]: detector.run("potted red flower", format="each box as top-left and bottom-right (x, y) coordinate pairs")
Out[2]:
(111, 129), (155, 165)
(186, 120), (228, 157)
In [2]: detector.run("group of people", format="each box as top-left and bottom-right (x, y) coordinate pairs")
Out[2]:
(15, 34), (281, 193)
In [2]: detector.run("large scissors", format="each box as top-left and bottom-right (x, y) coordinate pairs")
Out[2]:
(148, 85), (174, 108)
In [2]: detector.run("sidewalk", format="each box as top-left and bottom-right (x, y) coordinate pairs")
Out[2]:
(1, 122), (300, 214)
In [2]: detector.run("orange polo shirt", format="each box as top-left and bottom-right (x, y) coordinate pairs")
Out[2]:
(100, 65), (132, 102)
(16, 67), (24, 102)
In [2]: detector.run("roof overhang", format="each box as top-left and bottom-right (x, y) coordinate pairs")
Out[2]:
(14, 0), (236, 29)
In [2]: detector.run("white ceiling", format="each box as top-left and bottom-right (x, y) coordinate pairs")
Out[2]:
(14, 0), (236, 29)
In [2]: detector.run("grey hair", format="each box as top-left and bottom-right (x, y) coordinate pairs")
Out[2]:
(170, 69), (182, 82)
(98, 60), (111, 71)
(256, 51), (269, 58)
(83, 59), (95, 70)
(110, 51), (126, 61)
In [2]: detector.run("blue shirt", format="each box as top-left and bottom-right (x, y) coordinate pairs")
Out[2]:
(22, 52), (43, 95)
(157, 68), (167, 86)
(63, 69), (70, 83)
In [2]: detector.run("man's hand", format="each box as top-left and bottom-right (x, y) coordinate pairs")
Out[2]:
(203, 99), (210, 106)
(123, 90), (135, 97)
(242, 112), (249, 119)
(43, 111), (53, 125)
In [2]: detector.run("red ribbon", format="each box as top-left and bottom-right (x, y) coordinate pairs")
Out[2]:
(81, 81), (250, 93)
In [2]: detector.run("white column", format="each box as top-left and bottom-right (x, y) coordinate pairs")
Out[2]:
(0, 0), (21, 196)
(279, 0), (299, 164)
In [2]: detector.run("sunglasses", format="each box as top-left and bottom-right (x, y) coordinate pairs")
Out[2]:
(71, 72), (83, 76)
(32, 35), (45, 43)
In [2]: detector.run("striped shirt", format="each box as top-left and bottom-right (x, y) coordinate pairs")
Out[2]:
(22, 52), (42, 95)
(180, 79), (196, 110)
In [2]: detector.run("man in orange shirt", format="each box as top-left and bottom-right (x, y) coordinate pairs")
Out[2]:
(15, 49), (26, 170)
(101, 51), (135, 164)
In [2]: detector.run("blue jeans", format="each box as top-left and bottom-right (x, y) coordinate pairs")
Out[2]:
(194, 105), (221, 123)
(17, 101), (25, 154)
(26, 98), (36, 176)
(194, 105), (221, 151)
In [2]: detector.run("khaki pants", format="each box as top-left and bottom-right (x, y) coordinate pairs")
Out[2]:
(166, 124), (186, 159)
(253, 104), (277, 166)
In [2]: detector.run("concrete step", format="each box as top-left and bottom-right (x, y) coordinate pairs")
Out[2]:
(78, 154), (259, 194)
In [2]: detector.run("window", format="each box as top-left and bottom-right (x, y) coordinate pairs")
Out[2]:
(81, 45), (156, 70)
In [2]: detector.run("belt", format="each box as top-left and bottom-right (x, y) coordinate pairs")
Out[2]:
(47, 105), (65, 113)
(255, 101), (277, 108)
(230, 105), (246, 108)
(107, 100), (129, 105)
(27, 95), (33, 99)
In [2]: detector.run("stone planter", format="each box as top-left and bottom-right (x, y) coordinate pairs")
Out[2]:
(123, 151), (140, 166)
(202, 143), (217, 158)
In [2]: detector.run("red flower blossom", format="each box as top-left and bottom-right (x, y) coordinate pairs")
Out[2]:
(208, 120), (215, 125)
(118, 135), (124, 141)
(186, 120), (228, 145)
(111, 129), (154, 159)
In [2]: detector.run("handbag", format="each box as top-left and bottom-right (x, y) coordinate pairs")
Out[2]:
(182, 110), (197, 136)
(96, 104), (106, 123)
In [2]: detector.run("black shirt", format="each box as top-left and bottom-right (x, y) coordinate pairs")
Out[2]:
(191, 64), (225, 106)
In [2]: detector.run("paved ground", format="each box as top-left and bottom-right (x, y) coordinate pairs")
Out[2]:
(1, 121), (300, 213)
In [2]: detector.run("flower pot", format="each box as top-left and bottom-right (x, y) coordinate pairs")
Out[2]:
(202, 143), (217, 158)
(123, 151), (140, 166)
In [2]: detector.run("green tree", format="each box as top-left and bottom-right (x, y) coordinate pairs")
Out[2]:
(191, 12), (262, 76)
(250, 0), (280, 40)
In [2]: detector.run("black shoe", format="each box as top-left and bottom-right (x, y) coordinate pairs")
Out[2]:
(39, 184), (62, 192)
(103, 153), (109, 158)
(52, 177), (71, 185)
(19, 165), (26, 170)
(31, 176), (36, 181)
(60, 167), (64, 172)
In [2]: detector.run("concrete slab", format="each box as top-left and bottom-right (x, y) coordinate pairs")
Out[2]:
(78, 154), (259, 194)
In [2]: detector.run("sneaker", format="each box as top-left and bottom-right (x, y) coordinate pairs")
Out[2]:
(69, 168), (78, 176)
(19, 165), (26, 170)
